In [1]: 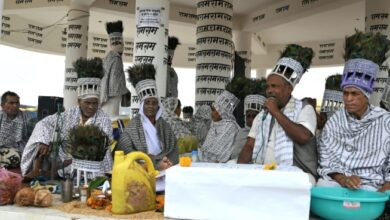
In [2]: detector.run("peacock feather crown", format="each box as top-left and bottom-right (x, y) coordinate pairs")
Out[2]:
(341, 29), (390, 97)
(127, 64), (158, 102)
(269, 44), (314, 87)
(73, 57), (104, 99)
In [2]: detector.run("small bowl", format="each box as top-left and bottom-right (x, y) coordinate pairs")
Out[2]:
(311, 187), (388, 220)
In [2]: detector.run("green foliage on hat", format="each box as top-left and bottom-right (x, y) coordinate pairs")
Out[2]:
(344, 29), (390, 65)
(168, 36), (180, 50)
(226, 76), (267, 100)
(280, 44), (314, 72)
(66, 125), (109, 161)
(325, 74), (342, 91)
(126, 63), (156, 87)
(73, 57), (104, 79)
(106, 20), (123, 34)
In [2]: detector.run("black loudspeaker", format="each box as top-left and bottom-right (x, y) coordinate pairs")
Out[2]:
(37, 96), (64, 121)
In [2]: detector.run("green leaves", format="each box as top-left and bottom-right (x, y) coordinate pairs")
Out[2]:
(344, 29), (390, 65)
(225, 76), (267, 100)
(168, 36), (180, 50)
(88, 176), (108, 191)
(177, 136), (199, 154)
(106, 20), (123, 34)
(325, 74), (342, 91)
(280, 44), (314, 72)
(72, 57), (104, 79)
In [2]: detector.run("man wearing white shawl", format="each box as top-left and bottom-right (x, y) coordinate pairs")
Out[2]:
(317, 31), (390, 191)
(238, 44), (318, 182)
(21, 57), (113, 177)
(116, 64), (178, 170)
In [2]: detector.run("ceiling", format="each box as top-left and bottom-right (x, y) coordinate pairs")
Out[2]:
(2, 0), (365, 52)
(171, 0), (285, 15)
(258, 0), (365, 44)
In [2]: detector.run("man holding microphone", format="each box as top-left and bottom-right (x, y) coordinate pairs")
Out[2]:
(237, 44), (318, 184)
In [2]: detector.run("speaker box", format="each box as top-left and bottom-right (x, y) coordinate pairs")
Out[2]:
(37, 96), (64, 121)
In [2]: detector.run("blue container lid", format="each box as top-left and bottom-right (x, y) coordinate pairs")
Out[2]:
(311, 187), (388, 203)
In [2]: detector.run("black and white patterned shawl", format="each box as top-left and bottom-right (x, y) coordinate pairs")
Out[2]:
(318, 106), (390, 189)
(21, 107), (113, 176)
(116, 115), (178, 169)
(100, 51), (128, 104)
(192, 105), (212, 145)
(166, 66), (178, 97)
(0, 110), (30, 153)
(162, 97), (192, 139)
(199, 119), (240, 163)
(253, 98), (303, 165)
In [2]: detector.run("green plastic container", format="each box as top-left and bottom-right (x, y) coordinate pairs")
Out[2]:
(311, 187), (388, 220)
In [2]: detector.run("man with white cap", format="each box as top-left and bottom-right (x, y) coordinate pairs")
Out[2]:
(117, 64), (178, 170)
(238, 44), (318, 182)
(21, 57), (113, 177)
(317, 30), (390, 191)
(231, 93), (266, 160)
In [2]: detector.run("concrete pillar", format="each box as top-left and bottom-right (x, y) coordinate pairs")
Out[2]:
(63, 0), (91, 109)
(195, 0), (233, 108)
(233, 31), (252, 78)
(366, 0), (390, 106)
(131, 0), (169, 116)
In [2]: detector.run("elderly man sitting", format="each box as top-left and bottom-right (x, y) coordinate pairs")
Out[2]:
(317, 30), (390, 192)
(0, 91), (31, 169)
(21, 57), (113, 178)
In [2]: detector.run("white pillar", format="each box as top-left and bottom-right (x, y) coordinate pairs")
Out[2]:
(195, 0), (233, 108)
(233, 31), (252, 78)
(63, 0), (91, 109)
(0, 0), (4, 36)
(366, 0), (390, 106)
(131, 0), (169, 116)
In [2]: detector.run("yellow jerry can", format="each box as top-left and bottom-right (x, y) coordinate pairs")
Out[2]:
(111, 151), (159, 214)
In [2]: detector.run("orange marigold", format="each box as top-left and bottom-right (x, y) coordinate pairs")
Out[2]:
(263, 162), (277, 170)
(179, 157), (192, 167)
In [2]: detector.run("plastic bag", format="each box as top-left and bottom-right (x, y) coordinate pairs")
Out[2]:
(0, 168), (23, 205)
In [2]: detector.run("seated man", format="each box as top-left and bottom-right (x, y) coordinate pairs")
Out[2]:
(231, 94), (266, 160)
(238, 44), (318, 182)
(317, 30), (390, 192)
(0, 91), (31, 169)
(21, 57), (113, 178)
(199, 90), (240, 163)
(117, 64), (178, 170)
